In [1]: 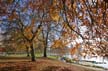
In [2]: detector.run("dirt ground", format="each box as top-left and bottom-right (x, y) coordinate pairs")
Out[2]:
(0, 57), (102, 71)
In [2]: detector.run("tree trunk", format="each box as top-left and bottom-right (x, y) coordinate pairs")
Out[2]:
(43, 46), (47, 57)
(43, 32), (49, 57)
(42, 25), (49, 58)
(26, 46), (30, 57)
(30, 44), (36, 61)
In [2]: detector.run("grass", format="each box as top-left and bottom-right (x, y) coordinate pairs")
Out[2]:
(48, 55), (58, 59)
(4, 52), (59, 59)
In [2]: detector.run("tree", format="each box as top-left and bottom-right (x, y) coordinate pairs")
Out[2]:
(0, 0), (108, 61)
(42, 24), (50, 57)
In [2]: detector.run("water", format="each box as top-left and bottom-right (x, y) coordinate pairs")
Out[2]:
(81, 56), (108, 69)
(86, 57), (108, 68)
(66, 55), (108, 69)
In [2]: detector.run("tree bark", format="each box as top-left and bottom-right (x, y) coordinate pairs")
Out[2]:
(30, 43), (36, 61)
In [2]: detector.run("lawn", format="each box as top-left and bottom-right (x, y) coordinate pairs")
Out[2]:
(0, 56), (102, 71)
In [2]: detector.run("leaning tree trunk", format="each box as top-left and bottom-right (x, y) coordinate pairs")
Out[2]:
(30, 43), (36, 61)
